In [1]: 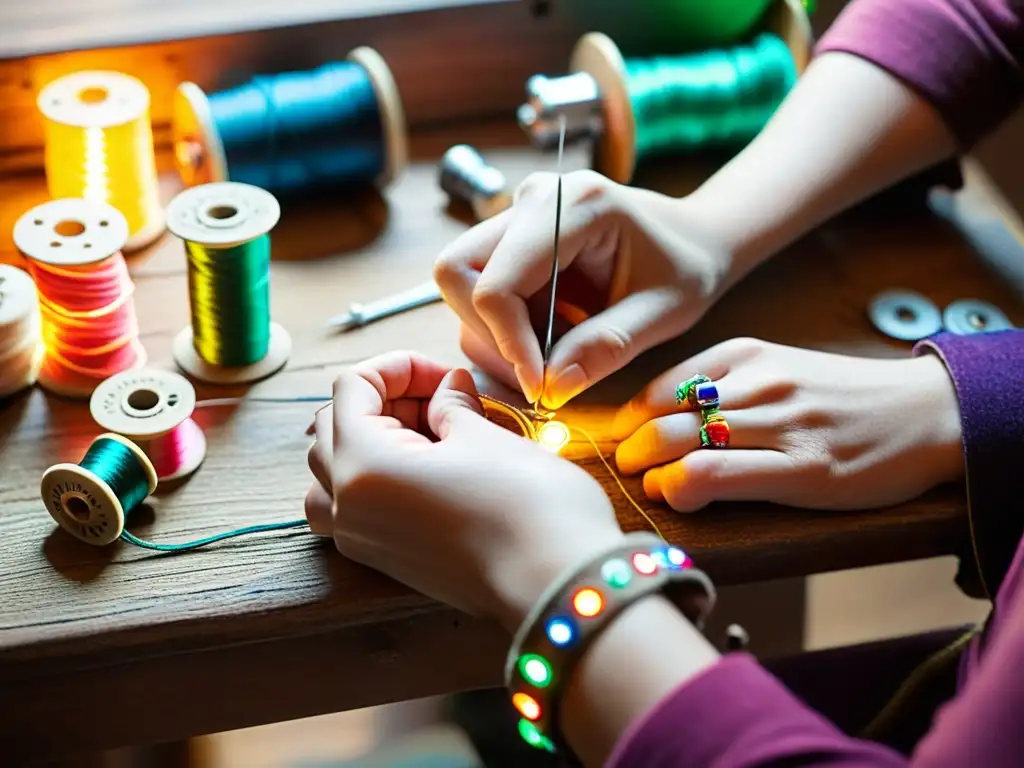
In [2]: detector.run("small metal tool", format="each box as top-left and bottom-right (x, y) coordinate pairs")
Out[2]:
(327, 280), (443, 332)
(535, 115), (567, 411)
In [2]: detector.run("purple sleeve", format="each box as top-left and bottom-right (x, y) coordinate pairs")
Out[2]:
(914, 330), (1024, 600)
(814, 0), (1024, 149)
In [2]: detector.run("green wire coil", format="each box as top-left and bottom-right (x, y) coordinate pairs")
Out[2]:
(185, 234), (273, 367)
(627, 32), (797, 160)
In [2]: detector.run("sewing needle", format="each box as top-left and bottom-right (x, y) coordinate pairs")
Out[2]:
(536, 114), (566, 414)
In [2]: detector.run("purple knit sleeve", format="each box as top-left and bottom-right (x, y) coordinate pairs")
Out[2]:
(914, 330), (1024, 599)
(814, 0), (1024, 149)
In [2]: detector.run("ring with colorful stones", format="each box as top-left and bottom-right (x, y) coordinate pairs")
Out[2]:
(676, 374), (719, 409)
(700, 411), (730, 449)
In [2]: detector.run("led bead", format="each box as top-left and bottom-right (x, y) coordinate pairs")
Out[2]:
(518, 718), (555, 752)
(536, 420), (570, 452)
(546, 617), (575, 647)
(651, 549), (669, 569)
(519, 654), (553, 688)
(632, 552), (658, 575)
(667, 546), (687, 567)
(572, 587), (604, 618)
(512, 692), (542, 721)
(600, 558), (632, 589)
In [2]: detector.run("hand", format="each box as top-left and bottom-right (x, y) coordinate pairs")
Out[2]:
(611, 338), (965, 513)
(305, 351), (626, 632)
(433, 169), (731, 409)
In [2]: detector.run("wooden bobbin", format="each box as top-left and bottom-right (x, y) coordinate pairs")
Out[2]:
(36, 71), (166, 252)
(12, 198), (147, 400)
(0, 263), (45, 398)
(172, 46), (409, 189)
(90, 368), (207, 483)
(166, 181), (292, 385)
(568, 0), (812, 184)
(40, 433), (158, 546)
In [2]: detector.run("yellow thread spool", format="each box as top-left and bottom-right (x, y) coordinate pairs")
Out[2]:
(38, 71), (165, 252)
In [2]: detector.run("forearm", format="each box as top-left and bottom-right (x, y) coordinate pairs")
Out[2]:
(685, 51), (957, 283)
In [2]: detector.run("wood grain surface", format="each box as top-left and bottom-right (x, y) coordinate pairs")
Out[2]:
(1, 122), (1022, 759)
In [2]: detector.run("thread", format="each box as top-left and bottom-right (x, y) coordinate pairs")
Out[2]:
(166, 182), (292, 385)
(0, 264), (45, 398)
(37, 71), (164, 252)
(13, 199), (145, 398)
(173, 48), (408, 195)
(41, 432), (307, 550)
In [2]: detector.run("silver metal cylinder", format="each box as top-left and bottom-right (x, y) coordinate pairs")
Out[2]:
(438, 144), (511, 221)
(518, 72), (604, 150)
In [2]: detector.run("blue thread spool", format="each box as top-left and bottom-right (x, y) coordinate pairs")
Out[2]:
(172, 47), (408, 196)
(518, 0), (812, 184)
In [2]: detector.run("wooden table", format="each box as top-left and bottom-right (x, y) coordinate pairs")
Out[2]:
(2, 124), (1022, 762)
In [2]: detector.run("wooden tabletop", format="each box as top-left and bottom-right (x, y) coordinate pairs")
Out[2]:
(2, 124), (1022, 760)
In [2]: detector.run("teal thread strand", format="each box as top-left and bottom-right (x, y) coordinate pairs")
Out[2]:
(80, 438), (151, 517)
(625, 33), (797, 158)
(120, 520), (307, 552)
(209, 61), (385, 195)
(185, 235), (272, 367)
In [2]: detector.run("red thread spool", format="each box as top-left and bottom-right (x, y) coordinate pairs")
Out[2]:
(13, 199), (146, 399)
(89, 368), (207, 485)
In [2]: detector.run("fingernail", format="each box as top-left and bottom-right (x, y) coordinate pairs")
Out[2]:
(514, 364), (540, 403)
(545, 364), (586, 409)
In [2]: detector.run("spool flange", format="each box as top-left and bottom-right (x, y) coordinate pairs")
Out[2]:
(868, 289), (943, 342)
(943, 299), (1014, 335)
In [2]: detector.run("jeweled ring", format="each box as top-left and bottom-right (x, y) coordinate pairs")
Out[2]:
(675, 374), (721, 410)
(700, 411), (730, 449)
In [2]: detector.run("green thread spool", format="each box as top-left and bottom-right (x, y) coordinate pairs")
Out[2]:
(518, 0), (812, 184)
(167, 181), (293, 385)
(40, 432), (307, 551)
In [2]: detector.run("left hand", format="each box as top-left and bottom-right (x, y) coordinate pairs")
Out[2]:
(611, 338), (965, 512)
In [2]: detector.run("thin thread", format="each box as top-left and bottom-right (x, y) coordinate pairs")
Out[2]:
(209, 61), (385, 195)
(39, 73), (163, 248)
(120, 520), (307, 552)
(626, 33), (797, 159)
(26, 252), (143, 381)
(184, 235), (272, 367)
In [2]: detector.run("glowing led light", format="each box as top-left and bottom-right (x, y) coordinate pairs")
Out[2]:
(600, 558), (632, 589)
(572, 587), (604, 618)
(651, 549), (669, 569)
(667, 547), (687, 567)
(519, 654), (552, 688)
(512, 692), (542, 721)
(546, 617), (575, 646)
(518, 718), (555, 752)
(536, 420), (570, 452)
(632, 552), (658, 575)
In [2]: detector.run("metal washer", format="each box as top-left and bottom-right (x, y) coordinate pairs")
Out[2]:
(868, 290), (943, 342)
(943, 299), (1014, 335)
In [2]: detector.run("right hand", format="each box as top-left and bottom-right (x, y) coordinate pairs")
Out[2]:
(433, 170), (732, 409)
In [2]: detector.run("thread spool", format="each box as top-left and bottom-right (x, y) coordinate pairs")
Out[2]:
(172, 48), (408, 196)
(0, 264), (45, 398)
(13, 199), (146, 399)
(868, 290), (943, 342)
(90, 368), (207, 485)
(943, 299), (1014, 335)
(518, 0), (812, 184)
(439, 145), (513, 221)
(37, 71), (164, 252)
(41, 432), (158, 546)
(166, 181), (292, 385)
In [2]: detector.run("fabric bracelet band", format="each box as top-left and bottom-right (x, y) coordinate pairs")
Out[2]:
(503, 531), (717, 754)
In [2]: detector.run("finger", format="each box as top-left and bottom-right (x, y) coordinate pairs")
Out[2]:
(644, 449), (798, 513)
(352, 350), (454, 402)
(427, 368), (489, 441)
(472, 174), (618, 402)
(612, 341), (765, 439)
(305, 402), (331, 435)
(304, 483), (334, 536)
(459, 322), (521, 393)
(615, 409), (780, 476)
(542, 288), (687, 409)
(332, 369), (387, 459)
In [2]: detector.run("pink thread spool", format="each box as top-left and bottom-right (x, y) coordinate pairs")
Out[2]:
(89, 368), (207, 485)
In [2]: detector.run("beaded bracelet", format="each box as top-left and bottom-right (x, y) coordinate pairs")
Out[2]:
(504, 532), (716, 754)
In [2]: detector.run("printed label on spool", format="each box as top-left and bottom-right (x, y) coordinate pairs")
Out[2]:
(41, 466), (124, 545)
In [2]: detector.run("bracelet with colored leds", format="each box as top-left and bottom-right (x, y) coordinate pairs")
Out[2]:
(503, 532), (716, 754)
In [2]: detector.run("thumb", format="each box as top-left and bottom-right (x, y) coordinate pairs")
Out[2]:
(543, 290), (686, 409)
(427, 368), (488, 441)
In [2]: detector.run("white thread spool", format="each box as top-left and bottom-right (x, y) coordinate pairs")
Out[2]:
(0, 264), (45, 398)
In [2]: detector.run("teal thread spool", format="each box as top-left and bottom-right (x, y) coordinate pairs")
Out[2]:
(166, 181), (293, 386)
(40, 432), (307, 551)
(518, 0), (812, 184)
(172, 47), (408, 196)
